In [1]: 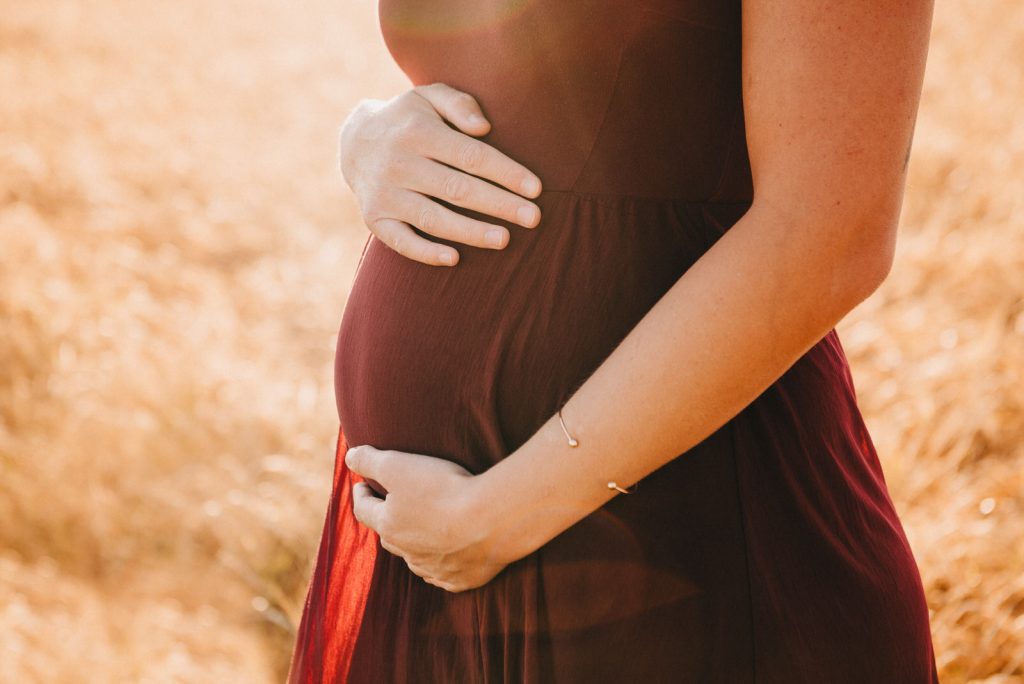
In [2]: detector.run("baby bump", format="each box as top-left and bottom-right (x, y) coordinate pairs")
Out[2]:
(333, 195), (739, 474)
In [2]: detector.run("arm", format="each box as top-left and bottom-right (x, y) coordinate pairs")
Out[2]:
(471, 0), (934, 564)
(345, 0), (934, 592)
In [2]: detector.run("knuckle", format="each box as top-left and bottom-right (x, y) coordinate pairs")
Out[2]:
(503, 199), (524, 222)
(362, 201), (386, 227)
(416, 206), (437, 232)
(503, 168), (529, 192)
(456, 139), (484, 170)
(442, 173), (470, 202)
(455, 91), (477, 110)
(512, 170), (533, 192)
(448, 212), (473, 237)
(465, 223), (489, 246)
(393, 117), (421, 144)
(396, 89), (423, 110)
(391, 231), (407, 255)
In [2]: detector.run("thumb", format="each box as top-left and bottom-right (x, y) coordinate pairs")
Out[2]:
(346, 446), (389, 496)
(414, 82), (491, 136)
(345, 444), (388, 484)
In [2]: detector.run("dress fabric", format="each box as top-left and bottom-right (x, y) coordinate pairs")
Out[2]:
(287, 1), (939, 682)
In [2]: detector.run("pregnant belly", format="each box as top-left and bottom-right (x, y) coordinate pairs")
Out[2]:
(333, 194), (738, 474)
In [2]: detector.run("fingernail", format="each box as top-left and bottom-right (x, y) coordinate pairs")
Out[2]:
(517, 205), (539, 227)
(486, 228), (507, 248)
(440, 251), (455, 265)
(469, 114), (487, 127)
(345, 448), (354, 466)
(522, 177), (541, 196)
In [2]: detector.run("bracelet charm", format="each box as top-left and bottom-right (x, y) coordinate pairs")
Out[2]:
(607, 481), (639, 494)
(558, 407), (637, 494)
(557, 407), (579, 447)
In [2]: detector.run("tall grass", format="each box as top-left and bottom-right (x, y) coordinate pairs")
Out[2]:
(1, 1), (1020, 682)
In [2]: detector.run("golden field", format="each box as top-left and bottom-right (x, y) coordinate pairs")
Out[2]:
(0, 1), (1020, 682)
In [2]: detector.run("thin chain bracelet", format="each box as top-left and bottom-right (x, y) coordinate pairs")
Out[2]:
(557, 406), (638, 494)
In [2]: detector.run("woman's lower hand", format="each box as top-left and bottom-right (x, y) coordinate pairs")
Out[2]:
(344, 444), (514, 593)
(339, 82), (543, 267)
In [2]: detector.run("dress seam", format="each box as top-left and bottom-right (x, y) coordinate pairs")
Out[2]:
(539, 188), (752, 206)
(639, 5), (731, 32)
(566, 15), (635, 193)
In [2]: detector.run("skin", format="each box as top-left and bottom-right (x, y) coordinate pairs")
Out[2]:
(339, 84), (544, 266)
(346, 0), (936, 593)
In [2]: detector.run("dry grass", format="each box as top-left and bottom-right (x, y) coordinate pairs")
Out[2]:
(0, 1), (1020, 682)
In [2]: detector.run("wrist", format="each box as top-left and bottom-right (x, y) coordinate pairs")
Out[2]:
(460, 467), (525, 566)
(467, 412), (598, 564)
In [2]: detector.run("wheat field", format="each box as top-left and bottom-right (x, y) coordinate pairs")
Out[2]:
(1, 1), (1021, 682)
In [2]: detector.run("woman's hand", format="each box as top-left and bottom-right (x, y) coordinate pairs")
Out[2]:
(344, 444), (514, 593)
(339, 82), (543, 267)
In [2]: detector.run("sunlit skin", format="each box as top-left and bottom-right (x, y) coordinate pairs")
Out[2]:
(340, 84), (543, 267)
(344, 0), (935, 593)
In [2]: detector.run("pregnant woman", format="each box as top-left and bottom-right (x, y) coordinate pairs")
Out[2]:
(289, 0), (938, 681)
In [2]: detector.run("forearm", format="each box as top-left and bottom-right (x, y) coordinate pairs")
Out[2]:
(472, 199), (897, 562)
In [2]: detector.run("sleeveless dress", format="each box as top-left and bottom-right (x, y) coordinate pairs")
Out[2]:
(287, 1), (940, 682)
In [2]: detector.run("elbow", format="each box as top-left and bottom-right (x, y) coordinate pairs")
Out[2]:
(833, 208), (900, 309)
(752, 186), (903, 315)
(860, 237), (896, 296)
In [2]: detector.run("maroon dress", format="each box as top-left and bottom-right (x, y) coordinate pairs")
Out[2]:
(287, 1), (939, 681)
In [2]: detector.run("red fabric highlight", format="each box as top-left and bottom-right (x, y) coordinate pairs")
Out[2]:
(287, 427), (378, 684)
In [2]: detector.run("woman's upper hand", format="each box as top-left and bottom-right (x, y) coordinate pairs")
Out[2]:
(339, 82), (543, 267)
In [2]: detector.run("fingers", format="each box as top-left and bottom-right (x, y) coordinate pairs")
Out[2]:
(407, 561), (459, 592)
(346, 82), (544, 267)
(374, 522), (456, 590)
(351, 481), (386, 533)
(383, 542), (454, 590)
(380, 536), (403, 557)
(413, 82), (492, 138)
(346, 445), (397, 487)
(398, 157), (542, 230)
(388, 189), (517, 250)
(366, 186), (525, 261)
(369, 217), (460, 266)
(422, 126), (543, 200)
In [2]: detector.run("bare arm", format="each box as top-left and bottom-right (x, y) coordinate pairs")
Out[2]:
(469, 0), (935, 566)
(345, 0), (935, 592)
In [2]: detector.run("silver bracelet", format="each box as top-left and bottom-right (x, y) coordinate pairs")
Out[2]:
(556, 406), (579, 447)
(556, 406), (638, 494)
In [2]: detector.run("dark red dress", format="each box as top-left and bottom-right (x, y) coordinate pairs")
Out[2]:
(287, 1), (939, 681)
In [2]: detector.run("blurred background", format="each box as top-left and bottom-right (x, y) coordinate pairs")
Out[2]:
(0, 1), (1020, 682)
